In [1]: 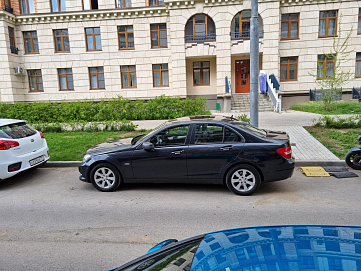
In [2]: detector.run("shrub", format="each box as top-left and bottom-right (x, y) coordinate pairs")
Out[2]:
(314, 115), (361, 128)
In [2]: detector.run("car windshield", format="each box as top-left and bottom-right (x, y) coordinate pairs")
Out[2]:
(233, 122), (267, 137)
(132, 121), (170, 145)
(0, 122), (37, 139)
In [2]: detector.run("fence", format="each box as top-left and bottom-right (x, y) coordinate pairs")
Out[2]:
(309, 88), (342, 102)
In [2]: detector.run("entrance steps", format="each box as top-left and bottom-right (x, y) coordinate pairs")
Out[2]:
(231, 93), (275, 112)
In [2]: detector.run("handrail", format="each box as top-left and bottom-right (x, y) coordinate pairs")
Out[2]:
(265, 73), (281, 112)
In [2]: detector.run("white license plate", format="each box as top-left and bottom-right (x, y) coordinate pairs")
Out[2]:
(29, 155), (45, 166)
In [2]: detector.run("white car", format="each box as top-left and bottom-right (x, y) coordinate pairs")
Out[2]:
(0, 119), (49, 180)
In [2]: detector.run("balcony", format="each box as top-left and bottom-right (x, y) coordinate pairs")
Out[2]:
(4, 5), (14, 14)
(10, 46), (19, 54)
(231, 31), (264, 40)
(185, 34), (216, 43)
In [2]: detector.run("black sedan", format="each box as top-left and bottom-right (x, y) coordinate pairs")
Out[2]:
(79, 115), (294, 195)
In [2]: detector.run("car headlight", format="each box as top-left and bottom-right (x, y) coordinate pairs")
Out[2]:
(82, 154), (92, 163)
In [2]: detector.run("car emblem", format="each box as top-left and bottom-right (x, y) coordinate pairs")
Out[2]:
(31, 139), (34, 142)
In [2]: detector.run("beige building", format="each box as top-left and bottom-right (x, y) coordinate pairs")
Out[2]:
(0, 0), (360, 109)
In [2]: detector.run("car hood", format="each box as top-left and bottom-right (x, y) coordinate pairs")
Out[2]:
(86, 138), (133, 155)
(264, 129), (289, 141)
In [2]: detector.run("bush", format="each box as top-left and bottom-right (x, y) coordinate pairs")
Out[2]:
(0, 95), (207, 123)
(314, 115), (361, 128)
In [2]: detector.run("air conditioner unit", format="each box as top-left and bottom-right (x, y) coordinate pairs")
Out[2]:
(14, 66), (25, 75)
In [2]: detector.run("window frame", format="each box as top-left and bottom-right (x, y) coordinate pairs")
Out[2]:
(152, 64), (169, 87)
(356, 52), (361, 78)
(9, 27), (17, 54)
(50, 0), (66, 12)
(358, 8), (361, 35)
(281, 13), (299, 40)
(27, 69), (43, 92)
(150, 23), (167, 48)
(58, 68), (74, 91)
(23, 31), (39, 54)
(318, 10), (338, 38)
(54, 29), (70, 53)
(121, 65), (137, 88)
(193, 61), (210, 86)
(317, 54), (336, 79)
(115, 0), (131, 8)
(230, 10), (263, 40)
(118, 25), (134, 50)
(148, 0), (164, 6)
(280, 56), (298, 81)
(89, 67), (105, 90)
(85, 27), (102, 51)
(20, 0), (35, 14)
(185, 14), (216, 42)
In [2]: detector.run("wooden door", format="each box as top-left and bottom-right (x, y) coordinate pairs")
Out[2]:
(235, 60), (250, 93)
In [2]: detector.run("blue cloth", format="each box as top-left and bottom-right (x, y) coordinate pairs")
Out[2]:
(269, 74), (280, 90)
(259, 74), (267, 94)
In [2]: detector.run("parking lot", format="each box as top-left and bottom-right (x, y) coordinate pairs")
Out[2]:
(0, 167), (360, 270)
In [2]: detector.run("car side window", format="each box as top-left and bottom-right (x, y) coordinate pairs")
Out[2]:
(195, 124), (223, 144)
(224, 127), (241, 142)
(150, 125), (190, 147)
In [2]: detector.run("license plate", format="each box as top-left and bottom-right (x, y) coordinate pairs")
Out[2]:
(29, 155), (45, 166)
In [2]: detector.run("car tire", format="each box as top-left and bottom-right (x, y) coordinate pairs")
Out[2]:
(90, 163), (121, 192)
(226, 165), (261, 196)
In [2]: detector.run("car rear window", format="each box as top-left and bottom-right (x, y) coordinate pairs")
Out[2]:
(0, 122), (37, 139)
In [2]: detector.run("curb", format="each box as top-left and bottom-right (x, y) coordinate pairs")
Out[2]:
(41, 160), (347, 168)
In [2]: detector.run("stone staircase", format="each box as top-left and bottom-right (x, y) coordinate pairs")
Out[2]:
(231, 93), (275, 112)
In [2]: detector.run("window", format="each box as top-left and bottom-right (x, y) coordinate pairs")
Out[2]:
(54, 29), (70, 52)
(317, 54), (335, 79)
(150, 23), (167, 48)
(358, 9), (361, 34)
(193, 61), (210, 85)
(83, 0), (98, 10)
(58, 68), (74, 90)
(23, 31), (39, 54)
(153, 64), (169, 87)
(85, 27), (102, 51)
(356, 53), (361, 77)
(9, 27), (18, 54)
(194, 124), (241, 144)
(280, 57), (298, 81)
(150, 125), (190, 147)
(118, 26), (134, 49)
(89, 67), (105, 89)
(319, 10), (337, 37)
(51, 0), (66, 12)
(20, 0), (35, 14)
(281, 13), (299, 39)
(323, 229), (338, 237)
(185, 14), (216, 42)
(121, 65), (137, 88)
(116, 0), (131, 8)
(148, 0), (164, 6)
(231, 10), (263, 40)
(27, 70), (43, 92)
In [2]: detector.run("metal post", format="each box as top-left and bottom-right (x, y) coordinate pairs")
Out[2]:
(250, 0), (259, 127)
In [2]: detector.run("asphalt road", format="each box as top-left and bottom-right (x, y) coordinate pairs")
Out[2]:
(0, 167), (360, 271)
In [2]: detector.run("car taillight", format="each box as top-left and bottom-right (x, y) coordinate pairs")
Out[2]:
(277, 146), (292, 159)
(0, 140), (20, 150)
(39, 131), (45, 138)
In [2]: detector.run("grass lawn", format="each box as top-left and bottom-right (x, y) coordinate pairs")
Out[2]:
(306, 127), (360, 159)
(45, 130), (146, 161)
(290, 100), (361, 115)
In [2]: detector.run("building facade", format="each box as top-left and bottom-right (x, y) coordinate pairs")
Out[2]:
(0, 0), (360, 108)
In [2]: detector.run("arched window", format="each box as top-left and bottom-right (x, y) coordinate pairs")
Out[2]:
(231, 10), (263, 40)
(185, 14), (216, 43)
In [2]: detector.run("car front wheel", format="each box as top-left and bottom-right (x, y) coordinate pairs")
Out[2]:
(226, 165), (261, 196)
(90, 163), (121, 192)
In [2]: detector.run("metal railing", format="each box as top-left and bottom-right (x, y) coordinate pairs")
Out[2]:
(4, 5), (14, 14)
(185, 34), (216, 43)
(265, 74), (281, 112)
(352, 87), (361, 101)
(10, 46), (18, 54)
(230, 31), (264, 40)
(309, 88), (342, 101)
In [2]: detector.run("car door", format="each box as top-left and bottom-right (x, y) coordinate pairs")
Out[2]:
(131, 124), (190, 181)
(187, 123), (245, 181)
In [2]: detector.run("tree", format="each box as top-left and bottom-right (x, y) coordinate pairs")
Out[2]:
(310, 16), (353, 111)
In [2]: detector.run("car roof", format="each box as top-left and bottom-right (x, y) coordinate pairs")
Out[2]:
(169, 115), (243, 125)
(0, 119), (26, 126)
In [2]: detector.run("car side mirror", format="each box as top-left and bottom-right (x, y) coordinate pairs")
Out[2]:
(143, 142), (155, 151)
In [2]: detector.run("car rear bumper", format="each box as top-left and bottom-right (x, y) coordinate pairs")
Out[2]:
(263, 159), (295, 183)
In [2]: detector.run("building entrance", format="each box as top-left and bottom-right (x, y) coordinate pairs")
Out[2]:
(235, 59), (250, 93)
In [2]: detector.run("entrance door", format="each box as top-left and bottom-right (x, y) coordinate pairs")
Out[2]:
(235, 60), (250, 93)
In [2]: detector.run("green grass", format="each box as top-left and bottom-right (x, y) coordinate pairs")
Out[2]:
(306, 127), (360, 159)
(45, 130), (146, 161)
(290, 101), (361, 115)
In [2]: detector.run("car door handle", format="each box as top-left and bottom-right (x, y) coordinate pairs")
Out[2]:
(171, 150), (184, 155)
(220, 146), (232, 151)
